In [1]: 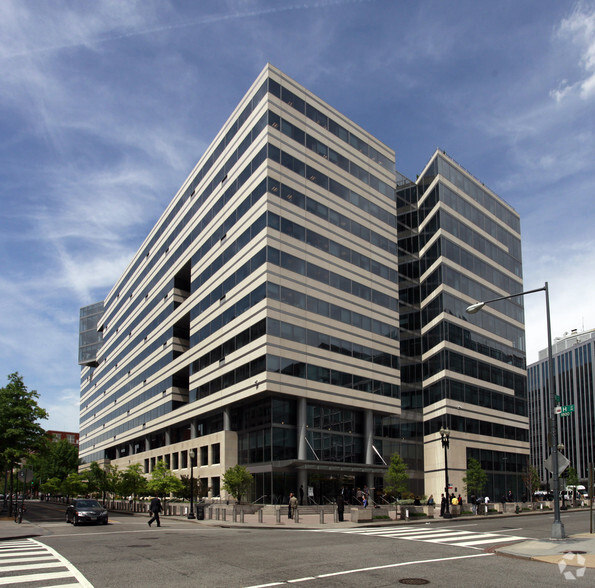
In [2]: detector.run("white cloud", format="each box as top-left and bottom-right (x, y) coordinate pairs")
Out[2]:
(553, 1), (595, 101)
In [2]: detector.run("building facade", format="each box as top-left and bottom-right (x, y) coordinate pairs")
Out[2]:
(528, 328), (595, 486)
(78, 64), (528, 503)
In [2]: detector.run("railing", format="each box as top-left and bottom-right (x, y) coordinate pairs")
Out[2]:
(252, 495), (267, 504)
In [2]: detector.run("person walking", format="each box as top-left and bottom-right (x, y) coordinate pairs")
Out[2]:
(440, 493), (446, 517)
(336, 494), (345, 522)
(288, 492), (298, 519)
(148, 496), (162, 527)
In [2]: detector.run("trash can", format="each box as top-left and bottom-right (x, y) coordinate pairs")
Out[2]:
(196, 506), (204, 520)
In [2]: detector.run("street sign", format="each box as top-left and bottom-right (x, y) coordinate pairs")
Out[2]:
(555, 395), (561, 403)
(18, 468), (34, 483)
(560, 404), (575, 417)
(544, 451), (570, 476)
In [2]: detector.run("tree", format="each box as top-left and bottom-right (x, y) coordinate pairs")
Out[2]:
(40, 477), (62, 497)
(61, 473), (88, 498)
(87, 462), (120, 502)
(29, 438), (80, 483)
(566, 466), (579, 506)
(462, 458), (487, 498)
(384, 453), (409, 499)
(222, 465), (253, 503)
(118, 464), (147, 501)
(523, 464), (541, 501)
(147, 460), (184, 500)
(0, 373), (48, 469)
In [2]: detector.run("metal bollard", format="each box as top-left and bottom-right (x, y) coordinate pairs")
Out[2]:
(216, 508), (220, 520)
(334, 506), (338, 523)
(258, 508), (263, 523)
(240, 509), (245, 523)
(233, 507), (237, 522)
(320, 509), (324, 524)
(276, 507), (281, 524)
(295, 508), (299, 523)
(222, 509), (226, 521)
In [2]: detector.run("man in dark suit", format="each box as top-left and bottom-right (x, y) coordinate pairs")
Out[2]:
(148, 496), (162, 527)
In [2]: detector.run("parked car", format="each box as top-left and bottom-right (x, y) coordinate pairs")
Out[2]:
(66, 499), (108, 525)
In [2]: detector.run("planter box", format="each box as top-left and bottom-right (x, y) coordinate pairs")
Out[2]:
(350, 508), (373, 522)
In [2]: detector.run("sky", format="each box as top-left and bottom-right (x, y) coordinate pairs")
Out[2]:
(1, 0), (594, 432)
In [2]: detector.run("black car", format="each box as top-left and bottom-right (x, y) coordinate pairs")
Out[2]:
(66, 499), (108, 525)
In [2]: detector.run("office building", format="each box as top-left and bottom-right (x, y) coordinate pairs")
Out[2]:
(78, 64), (528, 502)
(528, 328), (595, 485)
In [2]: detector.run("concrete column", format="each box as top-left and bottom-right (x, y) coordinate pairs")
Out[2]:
(165, 428), (171, 445)
(298, 470), (308, 502)
(190, 419), (198, 439)
(297, 398), (307, 460)
(129, 443), (134, 456)
(115, 447), (120, 459)
(223, 407), (231, 431)
(145, 437), (151, 452)
(365, 409), (374, 465)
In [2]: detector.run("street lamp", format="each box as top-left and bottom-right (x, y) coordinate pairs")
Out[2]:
(439, 426), (452, 519)
(188, 449), (196, 520)
(466, 282), (565, 539)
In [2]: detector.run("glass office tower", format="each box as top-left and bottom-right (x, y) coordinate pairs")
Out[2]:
(397, 152), (529, 501)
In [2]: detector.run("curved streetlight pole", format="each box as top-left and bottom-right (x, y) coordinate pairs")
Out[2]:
(440, 427), (452, 519)
(188, 449), (196, 519)
(466, 282), (565, 539)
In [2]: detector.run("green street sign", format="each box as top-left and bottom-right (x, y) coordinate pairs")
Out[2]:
(559, 404), (575, 417)
(555, 395), (561, 403)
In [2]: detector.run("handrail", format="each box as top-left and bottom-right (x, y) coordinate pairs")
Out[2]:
(252, 495), (267, 504)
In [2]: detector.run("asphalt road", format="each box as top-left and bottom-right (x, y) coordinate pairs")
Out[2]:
(17, 502), (595, 587)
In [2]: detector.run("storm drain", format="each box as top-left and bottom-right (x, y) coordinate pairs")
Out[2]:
(564, 550), (586, 555)
(399, 579), (430, 585)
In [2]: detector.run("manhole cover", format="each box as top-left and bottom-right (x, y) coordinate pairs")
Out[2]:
(564, 550), (586, 555)
(399, 580), (430, 585)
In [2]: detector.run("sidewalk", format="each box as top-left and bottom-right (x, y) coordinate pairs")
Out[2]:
(2, 509), (595, 569)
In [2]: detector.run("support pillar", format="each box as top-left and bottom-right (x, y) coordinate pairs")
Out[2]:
(223, 407), (231, 431)
(297, 398), (307, 460)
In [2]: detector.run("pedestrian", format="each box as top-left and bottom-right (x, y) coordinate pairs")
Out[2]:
(288, 492), (298, 519)
(457, 494), (462, 505)
(440, 493), (446, 517)
(427, 494), (435, 506)
(470, 494), (477, 515)
(299, 485), (304, 506)
(148, 496), (162, 527)
(336, 494), (345, 522)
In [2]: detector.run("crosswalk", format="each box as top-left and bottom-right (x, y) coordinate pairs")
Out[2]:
(0, 538), (93, 586)
(313, 525), (527, 550)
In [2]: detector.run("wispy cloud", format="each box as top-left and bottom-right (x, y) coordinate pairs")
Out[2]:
(551, 1), (595, 101)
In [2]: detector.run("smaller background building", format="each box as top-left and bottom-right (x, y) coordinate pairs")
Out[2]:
(528, 327), (595, 487)
(46, 430), (80, 447)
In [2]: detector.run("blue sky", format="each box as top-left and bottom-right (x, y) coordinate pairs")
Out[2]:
(1, 0), (594, 432)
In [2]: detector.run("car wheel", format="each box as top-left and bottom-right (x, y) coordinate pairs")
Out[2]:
(103, 519), (108, 525)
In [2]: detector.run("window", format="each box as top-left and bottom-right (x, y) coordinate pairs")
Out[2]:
(212, 443), (220, 464)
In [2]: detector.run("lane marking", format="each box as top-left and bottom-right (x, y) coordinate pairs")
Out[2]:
(244, 553), (493, 587)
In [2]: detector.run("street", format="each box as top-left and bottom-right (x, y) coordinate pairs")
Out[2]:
(5, 501), (594, 587)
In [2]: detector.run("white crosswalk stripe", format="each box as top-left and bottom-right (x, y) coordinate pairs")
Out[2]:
(0, 538), (93, 586)
(313, 525), (527, 549)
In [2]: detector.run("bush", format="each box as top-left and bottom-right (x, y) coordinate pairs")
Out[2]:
(373, 515), (391, 520)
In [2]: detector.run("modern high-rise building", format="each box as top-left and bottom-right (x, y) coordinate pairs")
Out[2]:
(78, 64), (528, 503)
(528, 328), (595, 486)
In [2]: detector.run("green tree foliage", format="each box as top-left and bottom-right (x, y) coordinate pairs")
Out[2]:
(384, 453), (409, 498)
(87, 462), (120, 501)
(222, 465), (253, 503)
(118, 464), (148, 500)
(179, 475), (203, 501)
(523, 464), (541, 499)
(40, 477), (62, 496)
(61, 473), (88, 498)
(147, 460), (184, 498)
(0, 373), (48, 469)
(463, 458), (488, 497)
(29, 438), (80, 483)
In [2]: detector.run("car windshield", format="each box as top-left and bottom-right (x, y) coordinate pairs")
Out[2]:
(75, 500), (101, 508)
